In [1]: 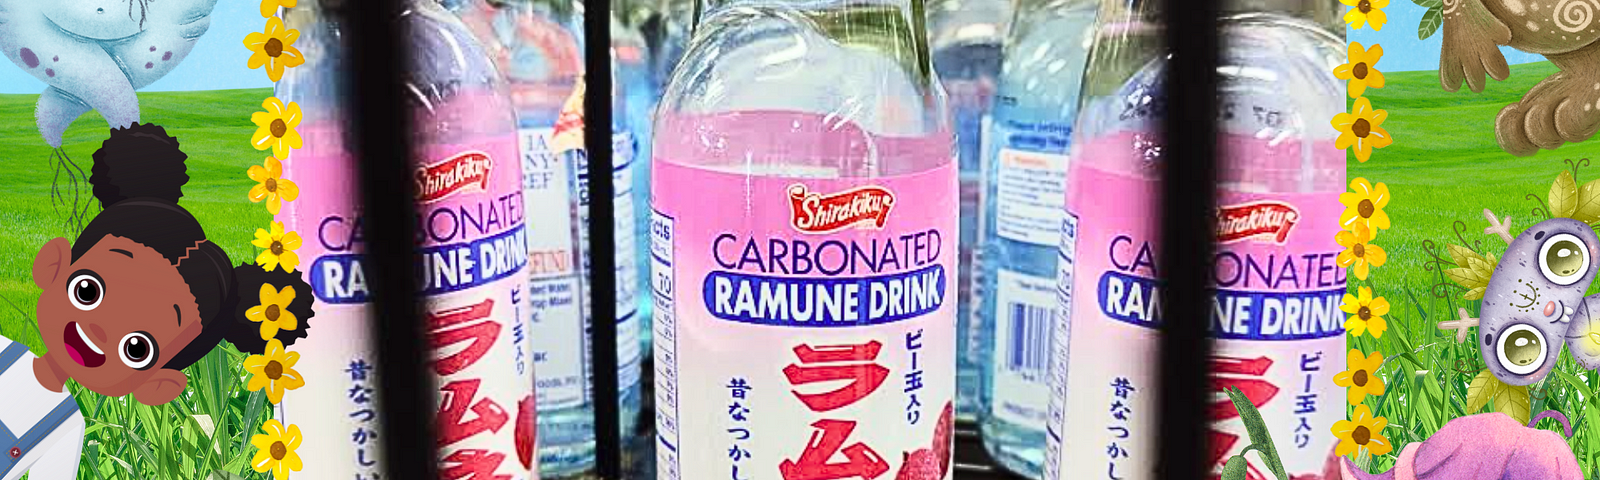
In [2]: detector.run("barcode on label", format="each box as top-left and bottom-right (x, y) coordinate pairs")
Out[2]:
(1006, 301), (1051, 382)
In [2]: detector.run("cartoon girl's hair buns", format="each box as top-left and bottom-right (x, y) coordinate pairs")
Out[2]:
(76, 123), (317, 370)
(221, 263), (316, 355)
(89, 122), (190, 207)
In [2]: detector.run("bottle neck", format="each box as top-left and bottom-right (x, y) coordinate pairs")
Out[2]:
(1116, 0), (1338, 25)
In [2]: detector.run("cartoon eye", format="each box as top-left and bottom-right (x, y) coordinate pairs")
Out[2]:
(66, 271), (104, 311)
(1539, 233), (1591, 285)
(1496, 324), (1547, 376)
(119, 331), (157, 370)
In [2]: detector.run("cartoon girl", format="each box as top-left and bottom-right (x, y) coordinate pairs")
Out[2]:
(1, 122), (314, 480)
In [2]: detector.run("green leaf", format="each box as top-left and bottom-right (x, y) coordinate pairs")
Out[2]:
(1418, 5), (1443, 40)
(1446, 243), (1476, 267)
(1553, 170), (1580, 218)
(1576, 179), (1600, 225)
(1444, 267), (1488, 292)
(1462, 287), (1486, 300)
(1222, 455), (1248, 480)
(1467, 369), (1504, 413)
(1495, 384), (1532, 425)
(1586, 404), (1600, 470)
(1554, 369), (1596, 399)
(1226, 387), (1290, 480)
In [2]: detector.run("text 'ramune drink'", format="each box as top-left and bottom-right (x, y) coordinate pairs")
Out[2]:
(973, 0), (1094, 477)
(278, 1), (537, 478)
(446, 0), (645, 476)
(1043, 1), (1345, 480)
(925, 0), (1010, 426)
(650, 0), (958, 478)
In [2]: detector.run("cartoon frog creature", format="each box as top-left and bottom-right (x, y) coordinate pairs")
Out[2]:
(1438, 0), (1600, 156)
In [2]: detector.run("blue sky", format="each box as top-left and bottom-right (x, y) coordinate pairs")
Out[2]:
(1348, 0), (1547, 72)
(0, 0), (273, 94)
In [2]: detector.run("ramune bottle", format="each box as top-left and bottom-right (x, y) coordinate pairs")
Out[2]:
(278, 0), (538, 478)
(925, 0), (1010, 428)
(446, 0), (646, 476)
(650, 0), (958, 478)
(1042, 1), (1346, 479)
(971, 0), (1096, 476)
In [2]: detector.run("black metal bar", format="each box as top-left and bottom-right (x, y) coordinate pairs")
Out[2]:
(341, 0), (435, 479)
(584, 0), (623, 475)
(1155, 0), (1218, 479)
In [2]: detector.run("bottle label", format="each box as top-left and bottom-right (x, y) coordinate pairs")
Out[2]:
(1045, 157), (1346, 480)
(572, 127), (645, 399)
(988, 268), (1055, 426)
(521, 126), (587, 410)
(652, 160), (959, 480)
(286, 116), (537, 479)
(613, 129), (643, 392)
(994, 121), (1072, 246)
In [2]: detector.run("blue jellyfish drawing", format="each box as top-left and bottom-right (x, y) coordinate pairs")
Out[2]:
(0, 0), (221, 229)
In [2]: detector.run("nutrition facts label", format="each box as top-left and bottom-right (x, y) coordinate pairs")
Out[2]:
(650, 208), (681, 480)
(1044, 211), (1078, 480)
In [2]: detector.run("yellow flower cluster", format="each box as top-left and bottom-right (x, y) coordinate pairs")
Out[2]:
(1329, 32), (1395, 462)
(241, 2), (309, 479)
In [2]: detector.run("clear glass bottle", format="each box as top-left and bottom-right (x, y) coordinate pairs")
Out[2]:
(613, 11), (662, 359)
(1042, 1), (1345, 480)
(925, 0), (1010, 427)
(971, 0), (1096, 477)
(445, 0), (644, 477)
(650, 0), (958, 478)
(279, 0), (538, 478)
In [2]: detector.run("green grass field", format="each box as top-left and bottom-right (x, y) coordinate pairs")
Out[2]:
(0, 88), (278, 480)
(1350, 62), (1600, 476)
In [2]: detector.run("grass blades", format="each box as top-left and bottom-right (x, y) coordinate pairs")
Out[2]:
(66, 346), (276, 480)
(0, 89), (276, 479)
(1350, 62), (1600, 477)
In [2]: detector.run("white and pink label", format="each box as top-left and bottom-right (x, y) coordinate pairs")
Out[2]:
(1045, 139), (1345, 480)
(652, 160), (959, 480)
(283, 111), (536, 479)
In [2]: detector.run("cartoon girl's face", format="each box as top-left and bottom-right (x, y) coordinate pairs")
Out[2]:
(32, 235), (201, 405)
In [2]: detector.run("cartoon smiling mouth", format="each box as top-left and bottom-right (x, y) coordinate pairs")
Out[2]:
(63, 321), (105, 368)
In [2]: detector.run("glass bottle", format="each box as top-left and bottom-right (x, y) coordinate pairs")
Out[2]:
(970, 0), (1096, 477)
(443, 0), (644, 477)
(1042, 1), (1345, 479)
(278, 0), (538, 478)
(924, 0), (1011, 428)
(650, 0), (958, 478)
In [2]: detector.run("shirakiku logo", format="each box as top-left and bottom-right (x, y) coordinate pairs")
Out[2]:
(417, 151), (495, 203)
(1216, 201), (1300, 244)
(787, 184), (897, 234)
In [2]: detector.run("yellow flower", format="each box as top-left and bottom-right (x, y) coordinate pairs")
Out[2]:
(1333, 348), (1387, 404)
(1339, 177), (1390, 232)
(1332, 404), (1392, 458)
(1332, 97), (1393, 162)
(244, 339), (305, 404)
(1336, 223), (1386, 280)
(251, 420), (304, 480)
(252, 221), (303, 273)
(1340, 0), (1388, 30)
(248, 157), (300, 215)
(251, 97), (304, 160)
(260, 0), (297, 17)
(244, 17), (304, 82)
(1334, 42), (1386, 98)
(1340, 287), (1390, 339)
(246, 284), (300, 341)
